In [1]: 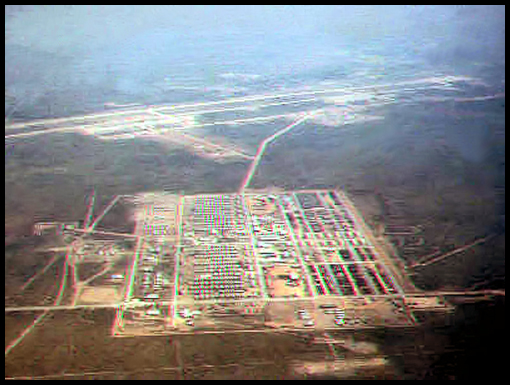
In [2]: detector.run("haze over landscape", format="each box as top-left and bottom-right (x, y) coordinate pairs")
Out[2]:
(5, 5), (505, 380)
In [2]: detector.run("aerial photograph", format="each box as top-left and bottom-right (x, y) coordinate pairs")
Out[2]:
(5, 5), (505, 380)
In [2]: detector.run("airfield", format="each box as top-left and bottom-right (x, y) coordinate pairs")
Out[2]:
(6, 74), (490, 161)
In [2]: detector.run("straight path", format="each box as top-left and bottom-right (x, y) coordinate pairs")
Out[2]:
(68, 228), (138, 239)
(6, 289), (504, 314)
(87, 195), (121, 233)
(5, 247), (70, 357)
(171, 197), (185, 327)
(411, 234), (497, 268)
(5, 126), (81, 139)
(5, 303), (121, 313)
(84, 188), (96, 229)
(19, 254), (61, 293)
(112, 221), (143, 332)
(238, 113), (316, 193)
(123, 232), (144, 303)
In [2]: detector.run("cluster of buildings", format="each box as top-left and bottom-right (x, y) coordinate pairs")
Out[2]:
(176, 191), (404, 305)
(73, 240), (120, 264)
(277, 191), (402, 298)
(249, 196), (298, 265)
(179, 196), (260, 302)
(117, 189), (416, 336)
(189, 245), (259, 300)
(189, 195), (248, 240)
(137, 241), (173, 305)
(34, 221), (80, 236)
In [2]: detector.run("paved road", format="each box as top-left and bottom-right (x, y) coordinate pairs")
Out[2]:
(239, 113), (315, 192)
(5, 303), (122, 313)
(87, 195), (121, 232)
